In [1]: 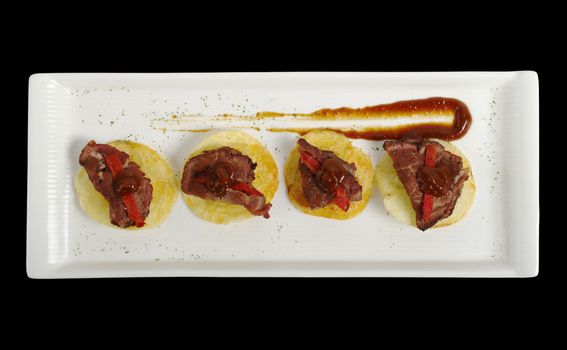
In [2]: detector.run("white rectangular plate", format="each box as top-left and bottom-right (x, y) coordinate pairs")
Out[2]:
(27, 72), (539, 278)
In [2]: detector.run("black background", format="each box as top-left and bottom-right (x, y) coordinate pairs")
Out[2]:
(10, 6), (555, 324)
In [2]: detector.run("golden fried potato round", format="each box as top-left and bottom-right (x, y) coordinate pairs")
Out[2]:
(182, 131), (278, 224)
(75, 141), (178, 230)
(284, 130), (374, 220)
(375, 140), (476, 229)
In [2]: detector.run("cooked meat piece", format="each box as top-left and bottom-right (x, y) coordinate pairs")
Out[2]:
(181, 147), (271, 218)
(223, 188), (272, 218)
(79, 141), (153, 228)
(383, 139), (469, 230)
(297, 138), (362, 210)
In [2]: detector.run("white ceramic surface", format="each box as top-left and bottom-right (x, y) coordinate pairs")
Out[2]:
(27, 72), (539, 277)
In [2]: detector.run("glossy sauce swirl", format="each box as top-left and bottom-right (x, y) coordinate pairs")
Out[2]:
(319, 158), (347, 191)
(114, 168), (142, 196)
(205, 162), (236, 196)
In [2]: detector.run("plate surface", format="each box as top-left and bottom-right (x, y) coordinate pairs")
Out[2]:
(27, 72), (539, 277)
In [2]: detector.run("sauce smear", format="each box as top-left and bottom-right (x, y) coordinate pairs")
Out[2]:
(154, 97), (472, 141)
(268, 97), (471, 141)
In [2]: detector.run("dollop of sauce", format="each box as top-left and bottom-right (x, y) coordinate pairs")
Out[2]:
(319, 158), (347, 191)
(417, 165), (452, 197)
(114, 169), (142, 196)
(206, 162), (236, 196)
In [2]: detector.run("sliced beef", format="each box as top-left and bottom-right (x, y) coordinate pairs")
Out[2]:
(79, 141), (153, 228)
(181, 147), (271, 218)
(297, 138), (362, 209)
(383, 139), (469, 230)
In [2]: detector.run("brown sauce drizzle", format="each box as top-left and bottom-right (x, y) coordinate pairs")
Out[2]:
(319, 158), (348, 191)
(176, 129), (211, 133)
(156, 97), (472, 141)
(268, 97), (472, 140)
(114, 169), (142, 196)
(204, 162), (236, 196)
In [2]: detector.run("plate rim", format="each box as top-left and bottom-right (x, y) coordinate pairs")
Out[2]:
(26, 71), (540, 278)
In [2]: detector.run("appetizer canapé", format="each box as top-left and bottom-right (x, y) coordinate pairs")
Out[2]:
(180, 131), (278, 224)
(75, 140), (177, 229)
(284, 130), (374, 220)
(376, 139), (475, 230)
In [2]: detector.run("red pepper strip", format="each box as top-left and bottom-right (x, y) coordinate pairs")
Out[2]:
(230, 181), (264, 197)
(334, 187), (350, 211)
(425, 144), (437, 167)
(122, 195), (144, 227)
(422, 145), (436, 223)
(300, 151), (320, 173)
(104, 153), (124, 177)
(103, 153), (145, 227)
(422, 194), (433, 222)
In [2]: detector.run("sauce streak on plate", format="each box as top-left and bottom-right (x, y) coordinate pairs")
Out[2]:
(266, 97), (471, 140)
(153, 97), (472, 141)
